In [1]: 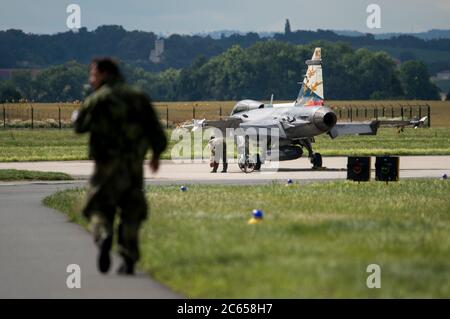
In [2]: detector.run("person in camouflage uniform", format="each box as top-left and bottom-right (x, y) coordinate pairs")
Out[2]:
(73, 58), (167, 275)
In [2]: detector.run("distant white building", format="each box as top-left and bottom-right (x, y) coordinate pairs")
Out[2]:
(149, 38), (164, 63)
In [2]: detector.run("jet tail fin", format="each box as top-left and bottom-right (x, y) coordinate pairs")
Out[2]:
(296, 47), (324, 106)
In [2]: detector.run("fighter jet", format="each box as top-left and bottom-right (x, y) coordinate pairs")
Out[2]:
(185, 47), (427, 172)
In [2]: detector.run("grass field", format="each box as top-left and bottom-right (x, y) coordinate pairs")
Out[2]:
(43, 180), (450, 298)
(0, 127), (449, 162)
(0, 129), (88, 161)
(0, 169), (73, 181)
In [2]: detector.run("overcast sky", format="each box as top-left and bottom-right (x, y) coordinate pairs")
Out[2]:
(0, 0), (449, 35)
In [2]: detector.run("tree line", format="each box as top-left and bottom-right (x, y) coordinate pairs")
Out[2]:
(0, 42), (441, 102)
(1, 25), (450, 73)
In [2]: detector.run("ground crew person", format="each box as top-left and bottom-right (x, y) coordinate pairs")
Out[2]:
(73, 58), (167, 275)
(208, 136), (227, 173)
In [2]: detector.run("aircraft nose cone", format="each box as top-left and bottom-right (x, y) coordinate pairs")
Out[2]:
(313, 108), (337, 132)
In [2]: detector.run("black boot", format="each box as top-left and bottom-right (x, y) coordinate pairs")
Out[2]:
(210, 163), (219, 173)
(221, 163), (228, 173)
(97, 235), (113, 274)
(117, 256), (135, 275)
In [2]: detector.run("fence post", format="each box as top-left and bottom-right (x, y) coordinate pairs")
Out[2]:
(409, 106), (412, 119)
(58, 107), (61, 129)
(31, 105), (34, 129)
(364, 107), (367, 119)
(382, 107), (385, 117)
(391, 107), (394, 118)
(219, 106), (222, 117)
(193, 106), (196, 119)
(2, 106), (5, 128)
(419, 105), (422, 119)
(401, 107), (404, 120)
(427, 104), (431, 128)
(166, 107), (169, 129)
(339, 108), (342, 119)
(350, 107), (353, 122)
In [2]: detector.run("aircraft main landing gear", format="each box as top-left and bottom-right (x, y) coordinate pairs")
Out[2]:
(310, 153), (322, 169)
(299, 138), (323, 169)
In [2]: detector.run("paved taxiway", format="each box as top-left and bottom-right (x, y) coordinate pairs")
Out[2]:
(0, 156), (448, 181)
(0, 183), (180, 298)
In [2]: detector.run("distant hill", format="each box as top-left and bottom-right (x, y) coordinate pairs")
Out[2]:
(195, 30), (276, 39)
(335, 29), (450, 40)
(0, 25), (449, 76)
(200, 29), (450, 40)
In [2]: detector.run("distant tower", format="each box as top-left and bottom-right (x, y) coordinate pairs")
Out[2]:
(285, 19), (292, 35)
(149, 38), (164, 63)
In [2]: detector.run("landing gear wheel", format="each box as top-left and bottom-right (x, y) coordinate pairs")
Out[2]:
(311, 153), (322, 169)
(238, 160), (256, 173)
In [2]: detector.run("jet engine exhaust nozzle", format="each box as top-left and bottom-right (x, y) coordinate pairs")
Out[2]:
(313, 109), (337, 132)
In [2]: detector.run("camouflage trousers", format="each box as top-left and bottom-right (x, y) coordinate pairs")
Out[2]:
(83, 159), (148, 263)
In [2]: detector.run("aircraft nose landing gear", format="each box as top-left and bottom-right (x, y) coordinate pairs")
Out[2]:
(238, 153), (262, 173)
(238, 160), (256, 173)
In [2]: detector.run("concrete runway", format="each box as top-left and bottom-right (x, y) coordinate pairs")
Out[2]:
(0, 156), (448, 181)
(0, 156), (448, 298)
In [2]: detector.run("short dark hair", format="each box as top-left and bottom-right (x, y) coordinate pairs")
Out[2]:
(90, 58), (123, 79)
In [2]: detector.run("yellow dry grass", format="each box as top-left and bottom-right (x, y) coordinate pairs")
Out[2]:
(1, 100), (449, 127)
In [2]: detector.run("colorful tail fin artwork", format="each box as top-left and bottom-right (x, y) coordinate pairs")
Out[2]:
(296, 47), (324, 106)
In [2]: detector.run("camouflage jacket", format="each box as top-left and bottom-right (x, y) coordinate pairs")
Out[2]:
(74, 78), (167, 163)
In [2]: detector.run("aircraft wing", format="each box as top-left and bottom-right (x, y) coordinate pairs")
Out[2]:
(181, 117), (243, 131)
(183, 116), (310, 139)
(240, 118), (310, 138)
(378, 116), (428, 128)
(328, 121), (380, 139)
(239, 119), (288, 138)
(329, 116), (428, 139)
